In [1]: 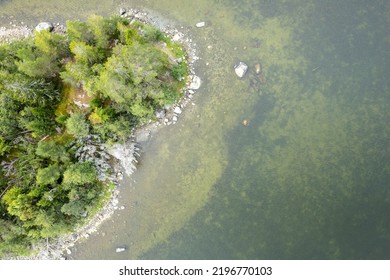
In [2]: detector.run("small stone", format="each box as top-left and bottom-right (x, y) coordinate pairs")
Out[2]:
(195, 21), (206, 28)
(174, 107), (182, 114)
(120, 206), (125, 210)
(116, 247), (126, 253)
(242, 119), (250, 126)
(155, 109), (165, 119)
(254, 63), (262, 74)
(66, 249), (72, 255)
(172, 33), (183, 41)
(172, 116), (178, 122)
(234, 62), (248, 78)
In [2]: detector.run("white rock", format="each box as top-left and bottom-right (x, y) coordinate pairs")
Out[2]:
(234, 62), (248, 78)
(106, 142), (138, 176)
(188, 75), (201, 90)
(155, 109), (165, 119)
(172, 33), (183, 41)
(66, 249), (72, 255)
(174, 107), (182, 114)
(116, 247), (126, 253)
(35, 22), (54, 32)
(119, 8), (126, 15)
(172, 116), (178, 122)
(195, 21), (206, 28)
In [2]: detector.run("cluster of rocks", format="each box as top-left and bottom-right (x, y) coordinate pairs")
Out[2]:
(0, 20), (66, 44)
(75, 135), (123, 183)
(0, 25), (32, 43)
(106, 141), (140, 177)
(234, 61), (265, 83)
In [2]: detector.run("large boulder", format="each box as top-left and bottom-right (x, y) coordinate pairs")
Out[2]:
(234, 62), (248, 78)
(35, 22), (54, 32)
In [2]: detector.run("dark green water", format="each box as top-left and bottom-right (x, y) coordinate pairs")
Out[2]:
(1, 0), (389, 259)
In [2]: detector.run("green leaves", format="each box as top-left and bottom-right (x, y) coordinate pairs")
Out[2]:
(36, 140), (70, 163)
(36, 165), (61, 186)
(62, 162), (97, 186)
(65, 112), (90, 138)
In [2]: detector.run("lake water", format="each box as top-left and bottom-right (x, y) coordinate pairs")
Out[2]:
(1, 0), (389, 259)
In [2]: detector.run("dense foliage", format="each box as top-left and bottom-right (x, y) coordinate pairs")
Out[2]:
(0, 15), (187, 257)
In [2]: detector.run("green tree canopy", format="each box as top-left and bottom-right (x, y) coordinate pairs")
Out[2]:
(36, 165), (61, 186)
(62, 162), (97, 186)
(65, 112), (90, 138)
(35, 140), (70, 163)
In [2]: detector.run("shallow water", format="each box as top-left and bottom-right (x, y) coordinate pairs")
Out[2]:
(1, 0), (389, 259)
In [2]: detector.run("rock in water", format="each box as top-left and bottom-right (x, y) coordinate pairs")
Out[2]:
(116, 247), (126, 253)
(234, 62), (248, 78)
(254, 63), (262, 74)
(188, 75), (201, 90)
(242, 119), (250, 126)
(195, 21), (206, 28)
(35, 22), (54, 32)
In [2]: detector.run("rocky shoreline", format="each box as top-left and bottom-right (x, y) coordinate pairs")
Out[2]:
(2, 8), (201, 260)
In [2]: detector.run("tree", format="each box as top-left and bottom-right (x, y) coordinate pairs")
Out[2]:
(62, 162), (97, 186)
(0, 135), (10, 156)
(4, 75), (60, 106)
(65, 112), (90, 138)
(36, 165), (61, 186)
(0, 93), (21, 140)
(2, 187), (36, 221)
(16, 47), (60, 78)
(35, 140), (70, 163)
(86, 15), (126, 49)
(69, 41), (103, 66)
(66, 20), (94, 43)
(18, 106), (55, 138)
(34, 30), (69, 59)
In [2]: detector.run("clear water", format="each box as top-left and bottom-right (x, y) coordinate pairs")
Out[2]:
(1, 0), (389, 259)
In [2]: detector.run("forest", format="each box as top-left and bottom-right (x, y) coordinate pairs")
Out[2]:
(0, 15), (187, 257)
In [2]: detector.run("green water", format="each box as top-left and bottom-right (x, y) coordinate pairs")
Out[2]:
(1, 0), (389, 259)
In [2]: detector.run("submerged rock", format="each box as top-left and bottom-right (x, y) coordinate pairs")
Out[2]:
(195, 21), (206, 28)
(116, 247), (126, 253)
(234, 62), (248, 78)
(35, 22), (54, 32)
(188, 75), (201, 90)
(254, 63), (262, 74)
(242, 119), (250, 126)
